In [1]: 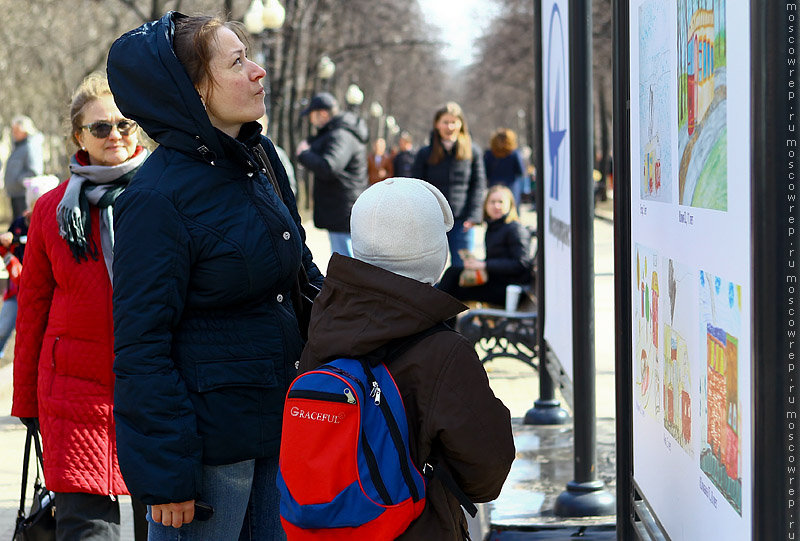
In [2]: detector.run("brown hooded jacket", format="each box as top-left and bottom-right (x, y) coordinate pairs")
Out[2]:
(299, 254), (516, 540)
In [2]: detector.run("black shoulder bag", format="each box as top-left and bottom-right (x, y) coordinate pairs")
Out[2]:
(253, 144), (320, 340)
(13, 427), (56, 541)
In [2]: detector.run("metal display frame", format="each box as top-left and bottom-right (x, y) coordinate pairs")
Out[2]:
(613, 0), (797, 539)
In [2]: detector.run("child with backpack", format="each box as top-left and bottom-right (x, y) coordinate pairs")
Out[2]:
(286, 177), (515, 540)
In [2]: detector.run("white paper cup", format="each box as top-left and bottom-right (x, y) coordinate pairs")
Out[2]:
(505, 285), (523, 312)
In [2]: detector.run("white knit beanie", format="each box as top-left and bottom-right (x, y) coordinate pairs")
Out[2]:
(351, 177), (454, 284)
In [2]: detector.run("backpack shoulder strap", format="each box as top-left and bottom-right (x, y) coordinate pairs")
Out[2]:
(362, 322), (454, 367)
(361, 323), (478, 518)
(423, 454), (479, 518)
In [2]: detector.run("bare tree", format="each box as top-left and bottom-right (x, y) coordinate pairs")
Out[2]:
(461, 0), (613, 188)
(0, 0), (450, 211)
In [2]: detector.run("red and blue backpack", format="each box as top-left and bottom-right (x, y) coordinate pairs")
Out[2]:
(278, 324), (474, 540)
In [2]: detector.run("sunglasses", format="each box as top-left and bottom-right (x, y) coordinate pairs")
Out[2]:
(80, 119), (138, 138)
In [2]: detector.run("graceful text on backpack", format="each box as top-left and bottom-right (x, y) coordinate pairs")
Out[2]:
(278, 356), (426, 540)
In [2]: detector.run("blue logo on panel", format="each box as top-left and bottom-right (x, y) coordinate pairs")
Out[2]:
(546, 3), (567, 201)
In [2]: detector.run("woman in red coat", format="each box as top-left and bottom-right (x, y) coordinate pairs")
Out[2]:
(11, 73), (148, 541)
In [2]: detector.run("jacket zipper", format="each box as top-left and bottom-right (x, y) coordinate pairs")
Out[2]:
(48, 337), (59, 395)
(359, 359), (422, 502)
(287, 389), (354, 404)
(107, 285), (114, 498)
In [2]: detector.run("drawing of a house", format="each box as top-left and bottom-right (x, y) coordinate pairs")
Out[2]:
(687, 9), (715, 136)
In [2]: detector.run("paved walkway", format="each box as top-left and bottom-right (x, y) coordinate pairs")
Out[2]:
(0, 196), (617, 539)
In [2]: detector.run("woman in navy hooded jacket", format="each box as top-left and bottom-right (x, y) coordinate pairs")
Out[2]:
(106, 12), (322, 539)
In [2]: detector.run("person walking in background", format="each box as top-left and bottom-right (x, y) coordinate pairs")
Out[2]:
(411, 102), (486, 268)
(484, 128), (527, 210)
(0, 175), (59, 360)
(298, 177), (515, 540)
(437, 185), (533, 308)
(392, 131), (416, 178)
(4, 115), (44, 221)
(107, 12), (322, 540)
(367, 137), (393, 185)
(296, 91), (368, 257)
(11, 73), (149, 541)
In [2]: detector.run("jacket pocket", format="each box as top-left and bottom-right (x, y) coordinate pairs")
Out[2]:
(186, 357), (277, 393)
(49, 335), (113, 386)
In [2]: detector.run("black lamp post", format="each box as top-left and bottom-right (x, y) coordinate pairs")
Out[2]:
(244, 0), (285, 122)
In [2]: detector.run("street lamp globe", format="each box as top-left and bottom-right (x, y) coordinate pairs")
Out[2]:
(345, 84), (364, 106)
(318, 56), (336, 80)
(244, 0), (266, 34)
(369, 102), (383, 118)
(385, 115), (396, 130)
(262, 0), (286, 30)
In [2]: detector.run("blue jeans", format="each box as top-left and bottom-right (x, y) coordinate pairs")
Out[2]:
(447, 221), (476, 267)
(0, 297), (17, 358)
(508, 176), (525, 210)
(147, 456), (285, 541)
(328, 231), (352, 257)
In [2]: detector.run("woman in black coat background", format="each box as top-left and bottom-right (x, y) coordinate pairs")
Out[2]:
(411, 102), (486, 267)
(437, 185), (533, 306)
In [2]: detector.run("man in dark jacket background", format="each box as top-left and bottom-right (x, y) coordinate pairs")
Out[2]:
(296, 92), (368, 257)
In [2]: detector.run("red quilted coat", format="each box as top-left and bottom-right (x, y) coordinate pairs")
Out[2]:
(11, 179), (129, 496)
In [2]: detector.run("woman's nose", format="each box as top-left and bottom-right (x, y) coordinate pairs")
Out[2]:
(250, 60), (267, 80)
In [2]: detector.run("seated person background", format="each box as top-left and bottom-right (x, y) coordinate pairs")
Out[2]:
(437, 184), (533, 306)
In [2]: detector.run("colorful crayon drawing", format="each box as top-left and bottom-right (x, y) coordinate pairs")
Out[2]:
(662, 259), (694, 456)
(639, 0), (672, 203)
(677, 0), (727, 210)
(634, 245), (661, 419)
(699, 270), (742, 514)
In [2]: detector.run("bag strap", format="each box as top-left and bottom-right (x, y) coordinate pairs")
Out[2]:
(17, 427), (33, 521)
(254, 144), (283, 201)
(253, 143), (315, 299)
(16, 427), (45, 522)
(359, 323), (478, 517)
(423, 454), (479, 518)
(32, 428), (45, 483)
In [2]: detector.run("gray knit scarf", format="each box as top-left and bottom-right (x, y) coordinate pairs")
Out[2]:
(56, 148), (148, 281)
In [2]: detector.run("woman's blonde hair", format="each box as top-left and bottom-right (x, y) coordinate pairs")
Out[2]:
(68, 72), (121, 147)
(428, 102), (472, 165)
(489, 128), (518, 159)
(483, 184), (519, 223)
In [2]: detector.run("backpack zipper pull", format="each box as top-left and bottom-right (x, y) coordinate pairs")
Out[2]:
(370, 381), (381, 405)
(344, 388), (356, 404)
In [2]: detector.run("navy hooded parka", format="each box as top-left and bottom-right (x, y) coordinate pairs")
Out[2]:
(107, 12), (323, 505)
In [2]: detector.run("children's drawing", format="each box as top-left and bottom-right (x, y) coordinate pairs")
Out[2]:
(678, 0), (727, 210)
(698, 270), (742, 514)
(634, 245), (661, 419)
(662, 259), (694, 456)
(639, 0), (673, 203)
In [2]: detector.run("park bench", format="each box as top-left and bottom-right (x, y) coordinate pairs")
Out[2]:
(455, 226), (539, 370)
